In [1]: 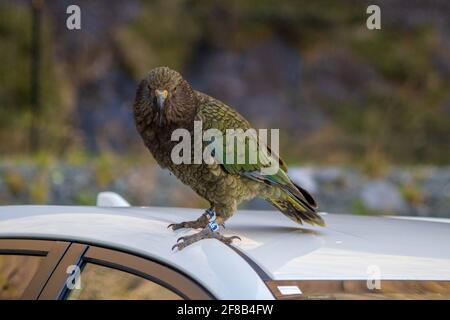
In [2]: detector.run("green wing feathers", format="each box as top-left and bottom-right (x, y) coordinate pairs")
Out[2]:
(197, 98), (286, 174)
(197, 96), (324, 227)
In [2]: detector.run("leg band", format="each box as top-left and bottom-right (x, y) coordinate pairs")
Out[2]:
(208, 221), (219, 232)
(205, 208), (216, 221)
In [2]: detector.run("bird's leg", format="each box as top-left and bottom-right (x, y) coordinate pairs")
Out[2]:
(171, 211), (240, 251)
(167, 208), (213, 230)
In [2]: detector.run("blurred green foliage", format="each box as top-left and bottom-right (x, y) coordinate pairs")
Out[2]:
(0, 5), (32, 151)
(117, 0), (202, 77)
(0, 0), (449, 165)
(3, 169), (27, 197)
(400, 184), (425, 206)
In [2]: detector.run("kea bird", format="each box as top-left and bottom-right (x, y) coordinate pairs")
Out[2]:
(133, 67), (324, 251)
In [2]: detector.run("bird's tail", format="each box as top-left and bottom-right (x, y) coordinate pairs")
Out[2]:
(268, 182), (325, 227)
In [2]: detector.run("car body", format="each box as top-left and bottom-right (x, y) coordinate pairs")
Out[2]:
(0, 196), (449, 300)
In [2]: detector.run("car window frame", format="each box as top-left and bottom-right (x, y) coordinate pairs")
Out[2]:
(0, 239), (70, 299)
(36, 242), (214, 300)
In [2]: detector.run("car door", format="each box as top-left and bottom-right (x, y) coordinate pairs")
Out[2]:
(0, 238), (213, 300)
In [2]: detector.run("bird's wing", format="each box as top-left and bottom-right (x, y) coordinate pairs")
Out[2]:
(196, 94), (287, 172)
(196, 96), (322, 226)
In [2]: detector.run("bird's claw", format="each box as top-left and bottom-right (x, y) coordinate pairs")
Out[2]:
(228, 235), (241, 241)
(167, 215), (209, 231)
(172, 240), (187, 251)
(176, 236), (185, 243)
(168, 223), (183, 231)
(171, 228), (241, 252)
(171, 236), (187, 251)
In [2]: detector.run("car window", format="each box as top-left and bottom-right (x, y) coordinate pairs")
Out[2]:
(66, 263), (182, 300)
(267, 280), (450, 300)
(0, 255), (43, 299)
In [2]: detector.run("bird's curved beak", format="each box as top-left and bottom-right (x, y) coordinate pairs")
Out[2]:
(155, 89), (168, 110)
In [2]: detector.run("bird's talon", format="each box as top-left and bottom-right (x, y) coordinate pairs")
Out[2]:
(221, 235), (241, 244)
(176, 237), (185, 243)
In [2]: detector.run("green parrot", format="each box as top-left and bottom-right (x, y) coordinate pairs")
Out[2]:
(133, 67), (324, 250)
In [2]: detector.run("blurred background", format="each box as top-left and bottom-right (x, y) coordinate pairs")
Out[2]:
(0, 0), (449, 217)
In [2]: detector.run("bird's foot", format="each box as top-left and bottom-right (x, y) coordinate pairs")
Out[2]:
(167, 213), (209, 230)
(172, 225), (241, 251)
(168, 208), (224, 231)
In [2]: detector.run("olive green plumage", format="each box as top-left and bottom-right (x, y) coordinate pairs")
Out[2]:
(133, 66), (324, 227)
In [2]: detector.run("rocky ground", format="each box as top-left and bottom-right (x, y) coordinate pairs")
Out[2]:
(0, 162), (448, 218)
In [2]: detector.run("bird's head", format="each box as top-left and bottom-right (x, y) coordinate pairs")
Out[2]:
(134, 66), (197, 127)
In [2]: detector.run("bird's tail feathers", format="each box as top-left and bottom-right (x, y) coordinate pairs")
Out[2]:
(268, 184), (325, 227)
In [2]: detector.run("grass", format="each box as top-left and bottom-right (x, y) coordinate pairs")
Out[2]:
(400, 184), (425, 206)
(3, 169), (27, 197)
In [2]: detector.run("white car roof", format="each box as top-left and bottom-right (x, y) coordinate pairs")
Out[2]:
(0, 205), (449, 290)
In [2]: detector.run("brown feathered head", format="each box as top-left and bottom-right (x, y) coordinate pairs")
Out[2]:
(134, 67), (197, 127)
